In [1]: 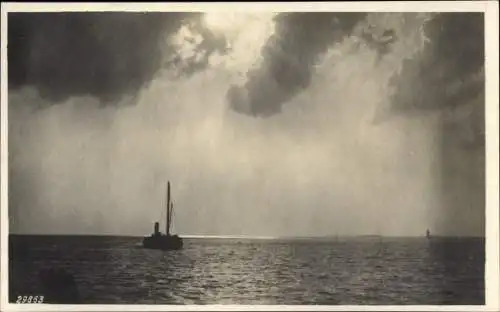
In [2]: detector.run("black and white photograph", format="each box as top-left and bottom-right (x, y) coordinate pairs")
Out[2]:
(1, 1), (499, 310)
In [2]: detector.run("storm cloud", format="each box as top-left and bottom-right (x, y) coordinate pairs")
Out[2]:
(385, 13), (486, 235)
(225, 12), (407, 117)
(8, 12), (228, 105)
(388, 13), (484, 113)
(227, 13), (368, 117)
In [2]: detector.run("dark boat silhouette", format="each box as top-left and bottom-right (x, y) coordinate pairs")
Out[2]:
(426, 229), (431, 240)
(142, 181), (183, 250)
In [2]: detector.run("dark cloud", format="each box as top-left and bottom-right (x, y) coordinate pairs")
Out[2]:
(388, 13), (484, 113)
(8, 12), (228, 105)
(374, 13), (485, 151)
(227, 12), (368, 117)
(385, 13), (485, 236)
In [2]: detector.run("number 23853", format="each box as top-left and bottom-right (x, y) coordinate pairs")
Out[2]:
(16, 295), (44, 304)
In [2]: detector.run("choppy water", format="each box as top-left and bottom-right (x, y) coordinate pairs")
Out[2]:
(9, 235), (484, 305)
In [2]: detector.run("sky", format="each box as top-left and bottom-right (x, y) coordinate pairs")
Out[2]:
(7, 11), (485, 237)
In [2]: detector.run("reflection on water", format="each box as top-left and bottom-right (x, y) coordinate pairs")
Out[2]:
(9, 235), (484, 305)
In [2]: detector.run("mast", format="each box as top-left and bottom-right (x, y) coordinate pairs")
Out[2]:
(170, 202), (174, 233)
(166, 181), (171, 236)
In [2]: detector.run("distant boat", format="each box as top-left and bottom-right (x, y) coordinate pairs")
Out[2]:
(142, 181), (183, 250)
(426, 229), (431, 240)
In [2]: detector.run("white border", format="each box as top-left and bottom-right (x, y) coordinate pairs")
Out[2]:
(484, 1), (500, 310)
(1, 2), (498, 312)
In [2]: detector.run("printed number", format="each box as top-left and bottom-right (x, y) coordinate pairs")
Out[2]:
(15, 295), (44, 304)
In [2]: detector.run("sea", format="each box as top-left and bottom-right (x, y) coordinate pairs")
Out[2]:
(8, 235), (485, 305)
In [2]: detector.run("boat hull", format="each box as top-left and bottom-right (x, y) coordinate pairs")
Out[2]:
(142, 234), (183, 251)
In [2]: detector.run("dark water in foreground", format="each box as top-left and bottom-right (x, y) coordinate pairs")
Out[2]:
(9, 235), (484, 305)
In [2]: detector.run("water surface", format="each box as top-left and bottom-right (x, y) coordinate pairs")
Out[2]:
(9, 235), (484, 305)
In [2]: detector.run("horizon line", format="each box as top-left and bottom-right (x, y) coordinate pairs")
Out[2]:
(8, 233), (486, 239)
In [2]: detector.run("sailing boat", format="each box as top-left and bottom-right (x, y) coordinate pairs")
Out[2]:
(426, 229), (431, 240)
(142, 181), (183, 250)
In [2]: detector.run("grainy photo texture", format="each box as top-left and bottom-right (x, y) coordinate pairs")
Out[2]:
(4, 8), (488, 307)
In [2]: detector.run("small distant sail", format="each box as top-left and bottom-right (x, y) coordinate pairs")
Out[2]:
(426, 229), (431, 239)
